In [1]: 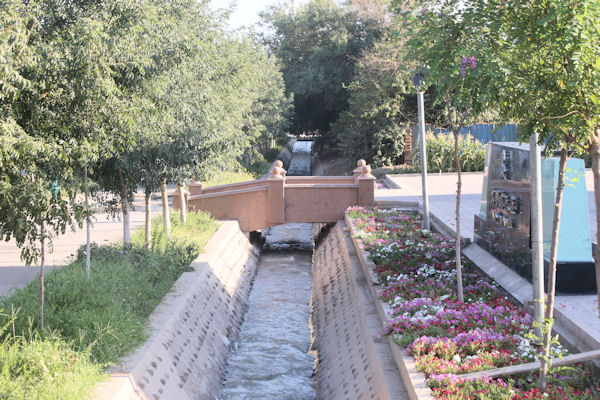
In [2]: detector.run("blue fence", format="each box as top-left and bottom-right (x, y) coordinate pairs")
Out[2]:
(416, 123), (519, 144)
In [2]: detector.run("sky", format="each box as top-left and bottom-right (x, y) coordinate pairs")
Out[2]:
(209, 0), (309, 30)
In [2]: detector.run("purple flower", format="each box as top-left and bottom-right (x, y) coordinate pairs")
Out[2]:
(469, 56), (477, 69)
(460, 56), (477, 78)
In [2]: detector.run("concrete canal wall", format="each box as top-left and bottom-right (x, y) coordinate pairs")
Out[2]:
(311, 223), (408, 400)
(94, 221), (259, 400)
(276, 139), (296, 171)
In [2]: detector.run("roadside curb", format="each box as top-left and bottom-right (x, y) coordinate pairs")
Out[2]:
(383, 175), (401, 189)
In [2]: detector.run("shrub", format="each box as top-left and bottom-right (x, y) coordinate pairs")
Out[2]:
(264, 147), (282, 162)
(413, 132), (486, 173)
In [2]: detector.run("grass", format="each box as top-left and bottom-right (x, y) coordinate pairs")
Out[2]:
(0, 329), (103, 400)
(203, 170), (257, 187)
(131, 210), (218, 264)
(0, 211), (218, 398)
(204, 152), (276, 187)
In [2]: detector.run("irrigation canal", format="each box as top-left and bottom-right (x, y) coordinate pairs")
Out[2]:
(218, 140), (407, 400)
(219, 141), (317, 399)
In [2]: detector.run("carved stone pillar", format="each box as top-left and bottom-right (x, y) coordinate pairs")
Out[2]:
(268, 166), (285, 225)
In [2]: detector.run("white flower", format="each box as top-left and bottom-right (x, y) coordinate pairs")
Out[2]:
(452, 354), (462, 364)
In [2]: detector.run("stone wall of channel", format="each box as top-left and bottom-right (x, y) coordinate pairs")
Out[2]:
(311, 222), (408, 400)
(276, 139), (296, 171)
(94, 221), (259, 400)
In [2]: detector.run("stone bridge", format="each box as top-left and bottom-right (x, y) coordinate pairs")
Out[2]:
(174, 160), (376, 232)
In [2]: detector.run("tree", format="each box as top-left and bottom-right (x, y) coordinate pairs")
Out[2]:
(260, 0), (383, 136)
(402, 0), (498, 303)
(475, 0), (600, 389)
(98, 2), (293, 245)
(0, 0), (114, 327)
(1, 0), (294, 329)
(330, 25), (445, 168)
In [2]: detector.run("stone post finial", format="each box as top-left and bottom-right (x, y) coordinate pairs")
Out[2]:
(357, 163), (375, 206)
(271, 165), (286, 179)
(353, 159), (368, 178)
(272, 160), (287, 177)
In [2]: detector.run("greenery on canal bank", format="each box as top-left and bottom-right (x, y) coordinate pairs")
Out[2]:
(347, 207), (600, 399)
(0, 211), (217, 399)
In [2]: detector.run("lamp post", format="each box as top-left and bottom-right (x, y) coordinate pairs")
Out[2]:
(413, 68), (430, 230)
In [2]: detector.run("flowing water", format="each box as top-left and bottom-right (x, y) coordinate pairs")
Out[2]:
(287, 140), (313, 176)
(219, 141), (316, 400)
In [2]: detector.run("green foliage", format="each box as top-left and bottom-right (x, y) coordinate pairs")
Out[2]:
(483, 0), (600, 151)
(0, 328), (103, 400)
(401, 1), (497, 131)
(413, 133), (486, 173)
(246, 159), (273, 179)
(203, 171), (258, 187)
(371, 165), (419, 179)
(131, 211), (218, 267)
(261, 0), (384, 134)
(329, 2), (446, 168)
(1, 0), (292, 264)
(330, 55), (412, 167)
(264, 147), (283, 162)
(0, 213), (218, 364)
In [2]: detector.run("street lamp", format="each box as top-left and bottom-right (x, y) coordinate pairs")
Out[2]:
(413, 68), (430, 230)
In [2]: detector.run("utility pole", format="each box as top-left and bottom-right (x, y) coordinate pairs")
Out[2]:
(530, 132), (545, 337)
(413, 68), (430, 230)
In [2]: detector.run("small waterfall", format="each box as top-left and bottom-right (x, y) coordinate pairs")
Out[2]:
(287, 141), (313, 176)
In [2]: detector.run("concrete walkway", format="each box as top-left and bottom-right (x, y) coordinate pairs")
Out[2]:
(0, 194), (165, 297)
(376, 171), (600, 355)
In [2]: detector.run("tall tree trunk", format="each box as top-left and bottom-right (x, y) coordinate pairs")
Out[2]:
(445, 93), (464, 302)
(539, 148), (568, 390)
(145, 187), (152, 250)
(177, 184), (187, 226)
(590, 128), (600, 317)
(39, 221), (45, 330)
(454, 130), (464, 302)
(161, 179), (171, 239)
(117, 166), (130, 246)
(84, 166), (91, 278)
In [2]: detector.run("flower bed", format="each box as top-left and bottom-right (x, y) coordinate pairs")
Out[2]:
(346, 206), (600, 399)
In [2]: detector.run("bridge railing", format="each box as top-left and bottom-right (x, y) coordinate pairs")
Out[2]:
(173, 160), (376, 231)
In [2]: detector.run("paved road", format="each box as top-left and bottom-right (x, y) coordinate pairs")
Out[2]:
(0, 194), (166, 296)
